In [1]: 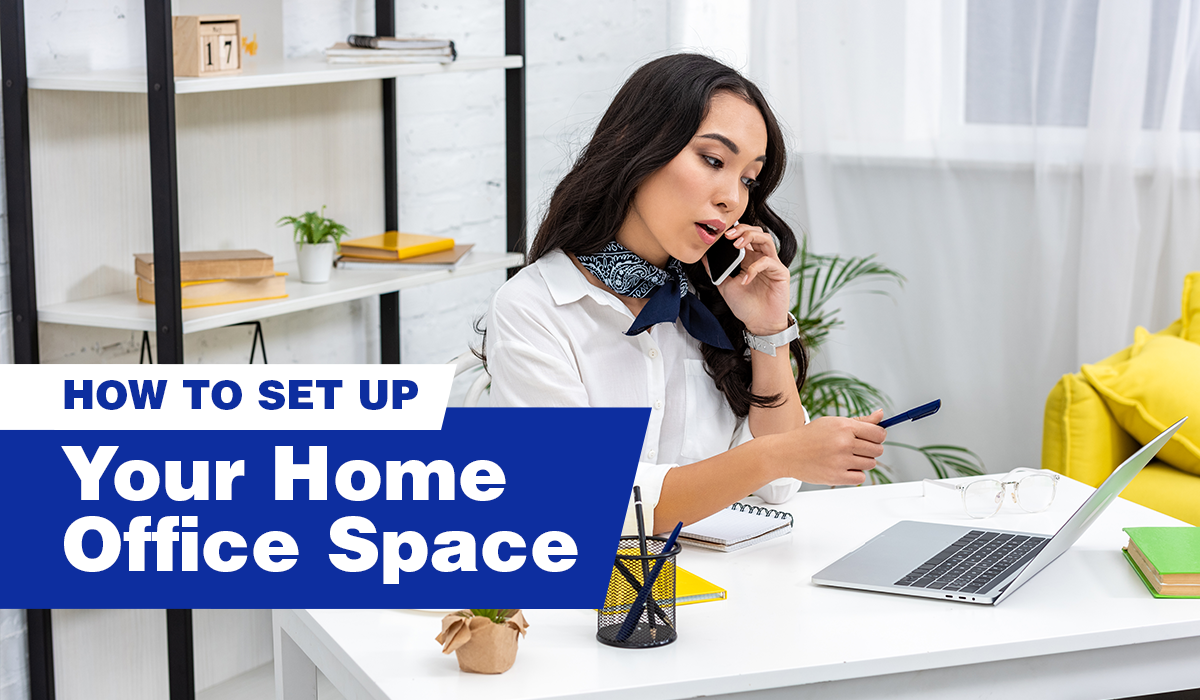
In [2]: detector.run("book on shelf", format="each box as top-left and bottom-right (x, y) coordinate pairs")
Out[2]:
(345, 34), (455, 51)
(338, 231), (456, 261)
(134, 250), (274, 282)
(336, 244), (475, 271)
(678, 502), (794, 553)
(325, 41), (455, 64)
(1122, 526), (1200, 598)
(136, 272), (288, 309)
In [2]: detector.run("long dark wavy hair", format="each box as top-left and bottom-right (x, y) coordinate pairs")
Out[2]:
(496, 53), (807, 416)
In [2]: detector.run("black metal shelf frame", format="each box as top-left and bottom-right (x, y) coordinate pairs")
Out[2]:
(2, 0), (526, 698)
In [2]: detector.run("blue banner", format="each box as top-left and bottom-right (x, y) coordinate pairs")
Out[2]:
(0, 408), (646, 609)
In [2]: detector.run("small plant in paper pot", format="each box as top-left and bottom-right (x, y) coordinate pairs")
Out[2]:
(276, 206), (349, 284)
(435, 609), (529, 674)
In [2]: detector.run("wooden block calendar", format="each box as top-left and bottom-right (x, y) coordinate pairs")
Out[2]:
(173, 15), (241, 77)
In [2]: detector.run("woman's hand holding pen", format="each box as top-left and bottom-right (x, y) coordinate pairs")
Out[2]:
(657, 409), (885, 529)
(707, 223), (792, 335)
(767, 409), (887, 485)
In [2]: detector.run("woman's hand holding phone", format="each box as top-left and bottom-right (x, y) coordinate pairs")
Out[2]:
(704, 223), (792, 336)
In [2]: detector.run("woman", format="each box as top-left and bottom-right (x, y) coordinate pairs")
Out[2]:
(486, 54), (886, 534)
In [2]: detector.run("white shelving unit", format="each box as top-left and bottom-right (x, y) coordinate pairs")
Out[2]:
(39, 250), (522, 333)
(4, 2), (528, 699)
(29, 55), (523, 94)
(29, 57), (523, 344)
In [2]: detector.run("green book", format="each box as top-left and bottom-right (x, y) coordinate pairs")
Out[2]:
(1122, 527), (1200, 599)
(1124, 527), (1200, 574)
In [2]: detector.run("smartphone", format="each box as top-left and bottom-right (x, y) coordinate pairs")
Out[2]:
(706, 234), (745, 285)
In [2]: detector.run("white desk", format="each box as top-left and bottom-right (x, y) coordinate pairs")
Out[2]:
(273, 477), (1200, 700)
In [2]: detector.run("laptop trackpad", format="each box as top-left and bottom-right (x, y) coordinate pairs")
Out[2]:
(813, 521), (970, 587)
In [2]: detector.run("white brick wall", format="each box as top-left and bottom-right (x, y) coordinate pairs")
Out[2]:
(527, 0), (671, 226)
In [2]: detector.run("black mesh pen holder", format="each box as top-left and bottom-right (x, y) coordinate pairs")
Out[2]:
(597, 535), (680, 648)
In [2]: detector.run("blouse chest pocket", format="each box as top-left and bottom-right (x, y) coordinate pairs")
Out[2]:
(679, 359), (739, 461)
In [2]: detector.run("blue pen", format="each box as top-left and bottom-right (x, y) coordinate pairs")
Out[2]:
(616, 520), (684, 642)
(879, 399), (941, 429)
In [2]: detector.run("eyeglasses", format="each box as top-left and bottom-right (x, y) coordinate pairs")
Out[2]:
(922, 468), (1061, 519)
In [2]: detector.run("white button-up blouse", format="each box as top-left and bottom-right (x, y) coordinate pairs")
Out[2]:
(488, 249), (789, 535)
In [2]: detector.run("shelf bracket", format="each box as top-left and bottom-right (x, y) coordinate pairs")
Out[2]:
(231, 320), (269, 364)
(140, 330), (154, 364)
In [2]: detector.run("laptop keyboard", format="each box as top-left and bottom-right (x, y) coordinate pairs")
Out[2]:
(894, 530), (1049, 595)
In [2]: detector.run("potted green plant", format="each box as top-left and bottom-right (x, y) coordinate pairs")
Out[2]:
(435, 609), (529, 674)
(277, 206), (350, 284)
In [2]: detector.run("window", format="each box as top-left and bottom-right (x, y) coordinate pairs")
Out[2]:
(964, 0), (1199, 131)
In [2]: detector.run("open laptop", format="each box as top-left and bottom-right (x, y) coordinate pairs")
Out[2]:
(812, 417), (1187, 605)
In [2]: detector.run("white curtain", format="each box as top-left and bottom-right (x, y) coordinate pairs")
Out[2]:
(750, 0), (1200, 476)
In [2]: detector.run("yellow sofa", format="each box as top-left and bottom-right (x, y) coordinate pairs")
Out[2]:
(1042, 273), (1200, 527)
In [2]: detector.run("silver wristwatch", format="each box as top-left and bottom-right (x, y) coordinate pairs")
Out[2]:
(743, 312), (799, 357)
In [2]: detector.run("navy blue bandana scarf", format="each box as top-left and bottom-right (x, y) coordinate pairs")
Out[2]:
(575, 241), (734, 350)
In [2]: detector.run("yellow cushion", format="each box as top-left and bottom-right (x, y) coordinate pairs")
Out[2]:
(1042, 372), (1137, 486)
(1081, 327), (1200, 475)
(1158, 317), (1184, 340)
(1121, 460), (1200, 526)
(1183, 272), (1200, 343)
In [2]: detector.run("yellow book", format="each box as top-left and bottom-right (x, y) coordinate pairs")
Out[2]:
(603, 558), (727, 611)
(338, 231), (455, 261)
(674, 566), (727, 606)
(136, 272), (288, 309)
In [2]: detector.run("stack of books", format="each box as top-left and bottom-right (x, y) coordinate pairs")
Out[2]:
(336, 231), (474, 271)
(135, 250), (287, 309)
(325, 34), (456, 64)
(1122, 526), (1200, 598)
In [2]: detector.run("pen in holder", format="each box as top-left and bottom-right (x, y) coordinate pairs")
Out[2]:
(596, 534), (681, 648)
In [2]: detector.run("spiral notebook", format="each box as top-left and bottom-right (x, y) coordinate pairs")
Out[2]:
(679, 503), (794, 552)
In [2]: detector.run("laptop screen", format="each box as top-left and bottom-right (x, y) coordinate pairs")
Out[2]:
(994, 416), (1187, 604)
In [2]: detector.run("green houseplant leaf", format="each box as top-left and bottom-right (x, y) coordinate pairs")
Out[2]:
(802, 371), (891, 419)
(886, 443), (986, 480)
(469, 609), (521, 623)
(789, 236), (983, 480)
(276, 205), (351, 247)
(790, 235), (905, 354)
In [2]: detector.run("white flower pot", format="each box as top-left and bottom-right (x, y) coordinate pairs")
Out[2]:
(296, 242), (336, 284)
